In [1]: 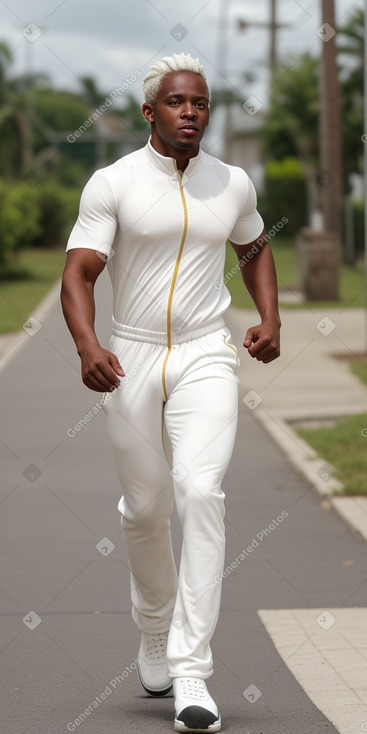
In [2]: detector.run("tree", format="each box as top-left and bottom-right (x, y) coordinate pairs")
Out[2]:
(319, 0), (343, 242)
(261, 53), (319, 162)
(0, 41), (34, 174)
(80, 76), (107, 108)
(117, 94), (150, 131)
(207, 87), (245, 112)
(338, 6), (364, 186)
(261, 52), (320, 223)
(0, 43), (54, 175)
(0, 41), (12, 103)
(261, 5), (364, 209)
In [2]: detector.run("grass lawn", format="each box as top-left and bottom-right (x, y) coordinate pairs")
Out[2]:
(350, 359), (367, 386)
(225, 236), (367, 496)
(225, 237), (367, 310)
(0, 249), (66, 334)
(296, 413), (367, 496)
(0, 239), (366, 335)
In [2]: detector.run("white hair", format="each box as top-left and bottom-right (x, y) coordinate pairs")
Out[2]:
(143, 52), (209, 104)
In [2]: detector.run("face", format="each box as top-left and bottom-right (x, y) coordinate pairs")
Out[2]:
(142, 71), (210, 151)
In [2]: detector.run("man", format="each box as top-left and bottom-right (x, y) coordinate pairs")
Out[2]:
(61, 52), (281, 733)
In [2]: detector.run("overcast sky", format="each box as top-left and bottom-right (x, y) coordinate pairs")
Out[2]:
(0, 0), (363, 108)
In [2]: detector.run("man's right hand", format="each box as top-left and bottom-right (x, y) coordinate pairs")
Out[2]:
(60, 249), (125, 393)
(79, 344), (125, 392)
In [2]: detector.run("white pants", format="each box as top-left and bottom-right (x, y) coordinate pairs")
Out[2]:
(102, 322), (240, 679)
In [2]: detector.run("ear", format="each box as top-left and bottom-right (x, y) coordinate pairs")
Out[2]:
(142, 103), (155, 123)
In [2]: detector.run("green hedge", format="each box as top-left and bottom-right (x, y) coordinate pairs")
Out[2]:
(0, 182), (41, 268)
(258, 158), (307, 237)
(0, 180), (80, 276)
(35, 184), (80, 248)
(351, 198), (364, 256)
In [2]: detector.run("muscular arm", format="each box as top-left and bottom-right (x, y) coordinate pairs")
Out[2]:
(60, 249), (124, 391)
(229, 229), (281, 363)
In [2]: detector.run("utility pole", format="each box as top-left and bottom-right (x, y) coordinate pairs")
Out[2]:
(213, 0), (290, 160)
(20, 21), (46, 172)
(269, 0), (277, 86)
(297, 0), (342, 302)
(214, 0), (233, 161)
(364, 0), (367, 349)
(237, 0), (290, 95)
(319, 0), (343, 245)
(215, 0), (230, 96)
(23, 33), (35, 171)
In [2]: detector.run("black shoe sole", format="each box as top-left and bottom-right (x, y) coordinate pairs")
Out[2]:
(137, 667), (173, 697)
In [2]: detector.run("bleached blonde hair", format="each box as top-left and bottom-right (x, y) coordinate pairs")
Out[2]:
(143, 52), (209, 104)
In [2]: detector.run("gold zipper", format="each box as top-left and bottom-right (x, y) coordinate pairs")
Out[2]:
(161, 165), (188, 401)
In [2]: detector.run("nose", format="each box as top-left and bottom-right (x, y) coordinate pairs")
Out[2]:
(181, 102), (197, 119)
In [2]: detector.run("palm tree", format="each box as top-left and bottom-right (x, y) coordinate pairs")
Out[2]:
(261, 52), (320, 224)
(0, 42), (36, 174)
(338, 7), (364, 183)
(80, 76), (106, 108)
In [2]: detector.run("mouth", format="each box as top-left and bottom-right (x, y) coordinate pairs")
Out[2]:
(179, 125), (199, 134)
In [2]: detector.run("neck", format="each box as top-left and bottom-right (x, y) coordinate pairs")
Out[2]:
(150, 130), (199, 172)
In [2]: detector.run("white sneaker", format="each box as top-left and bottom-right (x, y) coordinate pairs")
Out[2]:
(173, 677), (221, 732)
(137, 631), (173, 696)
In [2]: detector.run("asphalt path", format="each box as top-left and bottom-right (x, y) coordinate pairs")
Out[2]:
(1, 269), (366, 734)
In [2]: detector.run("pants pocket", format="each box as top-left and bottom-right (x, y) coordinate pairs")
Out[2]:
(222, 328), (241, 376)
(223, 330), (237, 355)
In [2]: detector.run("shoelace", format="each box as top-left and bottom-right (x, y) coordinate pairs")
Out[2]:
(145, 633), (168, 660)
(177, 678), (207, 700)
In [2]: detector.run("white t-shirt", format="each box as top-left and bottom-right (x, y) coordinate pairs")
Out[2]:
(66, 136), (264, 336)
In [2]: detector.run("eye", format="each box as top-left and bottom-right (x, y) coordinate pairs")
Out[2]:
(168, 100), (180, 105)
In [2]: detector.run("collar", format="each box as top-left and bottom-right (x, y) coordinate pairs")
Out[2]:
(144, 135), (202, 177)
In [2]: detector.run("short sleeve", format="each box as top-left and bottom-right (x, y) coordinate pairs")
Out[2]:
(228, 173), (264, 245)
(66, 170), (117, 259)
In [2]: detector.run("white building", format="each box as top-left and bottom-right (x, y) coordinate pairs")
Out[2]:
(202, 103), (266, 193)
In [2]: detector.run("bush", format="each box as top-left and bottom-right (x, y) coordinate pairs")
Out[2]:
(9, 184), (41, 250)
(342, 197), (365, 264)
(33, 184), (80, 248)
(59, 159), (87, 186)
(258, 158), (308, 236)
(0, 179), (81, 276)
(351, 198), (364, 256)
(57, 188), (81, 239)
(0, 180), (41, 274)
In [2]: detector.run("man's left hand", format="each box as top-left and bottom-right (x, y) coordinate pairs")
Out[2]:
(243, 318), (281, 363)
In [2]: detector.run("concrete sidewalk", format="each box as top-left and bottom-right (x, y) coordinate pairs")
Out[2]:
(3, 298), (366, 421)
(226, 304), (367, 541)
(227, 305), (367, 421)
(2, 290), (367, 527)
(1, 274), (367, 734)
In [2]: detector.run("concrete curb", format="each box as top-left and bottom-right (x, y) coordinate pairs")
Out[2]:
(330, 496), (367, 542)
(253, 408), (367, 542)
(0, 277), (62, 373)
